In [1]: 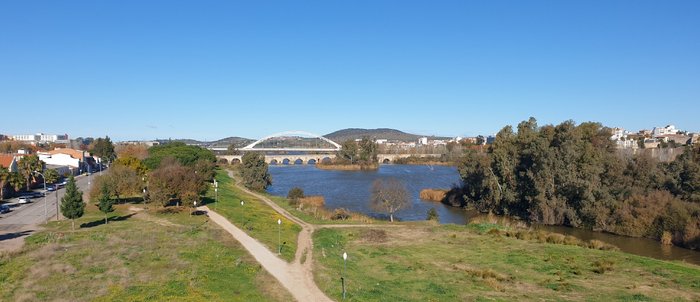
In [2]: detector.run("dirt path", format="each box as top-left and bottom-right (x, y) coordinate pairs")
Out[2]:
(202, 205), (331, 302)
(204, 170), (404, 301)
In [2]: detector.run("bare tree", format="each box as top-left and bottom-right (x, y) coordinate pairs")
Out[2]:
(370, 178), (411, 222)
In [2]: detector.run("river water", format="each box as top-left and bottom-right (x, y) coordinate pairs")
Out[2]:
(267, 165), (700, 265)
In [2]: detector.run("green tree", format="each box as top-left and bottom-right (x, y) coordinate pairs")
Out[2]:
(44, 169), (60, 184)
(240, 152), (271, 191)
(142, 142), (216, 170)
(338, 140), (359, 164)
(90, 136), (117, 162)
(97, 183), (114, 224)
(18, 155), (43, 191)
(227, 144), (241, 155)
(113, 156), (148, 175)
(8, 172), (25, 192)
(61, 175), (85, 230)
(358, 137), (378, 164)
(287, 187), (305, 200)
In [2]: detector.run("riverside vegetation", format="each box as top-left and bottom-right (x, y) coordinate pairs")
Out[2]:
(450, 117), (700, 249)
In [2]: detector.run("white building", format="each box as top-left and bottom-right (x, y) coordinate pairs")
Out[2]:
(652, 125), (679, 138)
(38, 148), (87, 174)
(12, 133), (69, 144)
(418, 137), (428, 145)
(375, 139), (388, 144)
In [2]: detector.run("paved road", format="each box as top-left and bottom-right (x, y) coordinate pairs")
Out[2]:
(0, 173), (95, 233)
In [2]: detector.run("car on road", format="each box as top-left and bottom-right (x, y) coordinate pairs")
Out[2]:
(47, 186), (57, 192)
(18, 197), (31, 204)
(0, 204), (10, 213)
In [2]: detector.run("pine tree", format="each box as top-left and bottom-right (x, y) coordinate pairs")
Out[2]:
(61, 175), (85, 230)
(97, 183), (114, 224)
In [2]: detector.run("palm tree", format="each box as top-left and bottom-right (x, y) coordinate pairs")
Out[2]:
(0, 167), (8, 200)
(18, 155), (43, 191)
(8, 172), (25, 193)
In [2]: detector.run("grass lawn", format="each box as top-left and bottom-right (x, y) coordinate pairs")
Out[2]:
(313, 224), (700, 301)
(0, 203), (292, 302)
(207, 170), (301, 262)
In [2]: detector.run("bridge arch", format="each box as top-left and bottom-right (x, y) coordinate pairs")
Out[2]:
(241, 130), (341, 151)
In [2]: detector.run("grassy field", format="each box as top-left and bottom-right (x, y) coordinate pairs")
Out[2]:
(207, 170), (301, 262)
(0, 204), (292, 302)
(263, 193), (381, 225)
(313, 224), (700, 301)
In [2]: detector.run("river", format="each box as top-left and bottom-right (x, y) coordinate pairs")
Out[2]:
(266, 165), (700, 265)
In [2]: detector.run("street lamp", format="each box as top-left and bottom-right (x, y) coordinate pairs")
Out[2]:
(214, 187), (218, 210)
(32, 171), (47, 221)
(342, 252), (348, 299)
(277, 218), (282, 255)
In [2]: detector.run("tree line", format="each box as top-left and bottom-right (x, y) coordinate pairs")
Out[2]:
(89, 142), (216, 209)
(453, 118), (700, 248)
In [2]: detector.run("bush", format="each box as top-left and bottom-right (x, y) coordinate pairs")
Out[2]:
(426, 208), (439, 221)
(592, 260), (615, 274)
(287, 187), (305, 200)
(331, 208), (351, 220)
(661, 231), (673, 245)
(420, 189), (447, 202)
(300, 196), (325, 209)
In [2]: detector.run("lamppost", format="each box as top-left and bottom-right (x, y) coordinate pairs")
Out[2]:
(342, 252), (348, 299)
(32, 171), (47, 221)
(277, 218), (282, 255)
(214, 180), (218, 209)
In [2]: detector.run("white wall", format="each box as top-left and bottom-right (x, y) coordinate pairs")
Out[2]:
(39, 153), (80, 168)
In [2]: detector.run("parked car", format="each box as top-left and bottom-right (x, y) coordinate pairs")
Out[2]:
(0, 204), (10, 213)
(47, 186), (57, 192)
(18, 197), (31, 204)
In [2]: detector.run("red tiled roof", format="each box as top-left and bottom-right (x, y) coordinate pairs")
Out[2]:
(0, 154), (14, 168)
(48, 148), (85, 160)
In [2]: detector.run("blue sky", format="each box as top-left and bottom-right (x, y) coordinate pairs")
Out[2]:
(1, 1), (698, 141)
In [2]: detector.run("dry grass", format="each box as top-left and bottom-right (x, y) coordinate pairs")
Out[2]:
(0, 205), (292, 301)
(299, 196), (325, 209)
(419, 189), (447, 202)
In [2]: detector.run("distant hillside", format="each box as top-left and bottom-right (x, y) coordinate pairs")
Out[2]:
(325, 128), (449, 143)
(209, 136), (255, 148)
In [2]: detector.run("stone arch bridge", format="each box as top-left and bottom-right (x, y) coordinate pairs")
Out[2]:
(216, 153), (442, 165)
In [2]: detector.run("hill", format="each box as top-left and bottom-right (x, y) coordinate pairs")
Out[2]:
(325, 128), (449, 143)
(209, 136), (255, 148)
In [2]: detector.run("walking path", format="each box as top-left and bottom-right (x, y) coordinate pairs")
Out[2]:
(203, 206), (331, 302)
(197, 170), (331, 301)
(200, 170), (404, 301)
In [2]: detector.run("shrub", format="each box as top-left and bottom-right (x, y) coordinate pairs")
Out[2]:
(592, 260), (615, 274)
(420, 189), (447, 202)
(545, 233), (566, 244)
(331, 208), (351, 220)
(426, 208), (439, 221)
(300, 196), (325, 209)
(287, 187), (305, 200)
(661, 231), (673, 245)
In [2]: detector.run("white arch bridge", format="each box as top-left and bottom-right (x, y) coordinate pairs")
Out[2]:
(209, 131), (341, 152)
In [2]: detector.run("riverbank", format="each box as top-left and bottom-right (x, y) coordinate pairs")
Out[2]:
(315, 163), (379, 171)
(313, 224), (700, 301)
